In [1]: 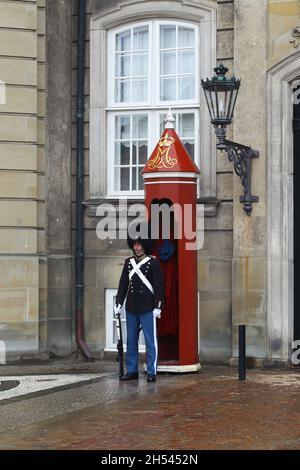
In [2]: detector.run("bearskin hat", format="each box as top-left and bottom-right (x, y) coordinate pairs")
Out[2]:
(127, 221), (154, 255)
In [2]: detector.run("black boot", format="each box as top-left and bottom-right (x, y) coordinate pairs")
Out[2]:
(119, 373), (139, 381)
(147, 374), (156, 383)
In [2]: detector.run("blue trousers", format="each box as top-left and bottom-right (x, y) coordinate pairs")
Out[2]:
(126, 310), (158, 376)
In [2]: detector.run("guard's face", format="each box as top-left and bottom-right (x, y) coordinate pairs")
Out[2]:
(133, 241), (145, 257)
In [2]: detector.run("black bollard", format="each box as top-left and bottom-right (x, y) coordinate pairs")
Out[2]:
(238, 325), (246, 380)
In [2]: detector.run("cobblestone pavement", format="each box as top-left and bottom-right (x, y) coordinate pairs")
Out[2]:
(0, 360), (299, 450)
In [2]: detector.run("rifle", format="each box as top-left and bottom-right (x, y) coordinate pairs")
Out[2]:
(116, 312), (124, 378)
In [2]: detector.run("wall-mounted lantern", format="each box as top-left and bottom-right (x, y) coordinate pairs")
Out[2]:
(201, 64), (259, 215)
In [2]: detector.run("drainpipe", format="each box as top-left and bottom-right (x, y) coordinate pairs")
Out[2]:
(75, 0), (93, 361)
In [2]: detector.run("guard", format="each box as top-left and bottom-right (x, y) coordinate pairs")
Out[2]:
(114, 225), (165, 382)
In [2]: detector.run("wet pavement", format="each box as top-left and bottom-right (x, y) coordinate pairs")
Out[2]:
(0, 360), (299, 450)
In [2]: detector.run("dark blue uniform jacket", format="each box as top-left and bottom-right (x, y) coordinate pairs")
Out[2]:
(116, 256), (165, 314)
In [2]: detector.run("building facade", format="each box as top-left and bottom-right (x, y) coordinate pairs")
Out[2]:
(0, 0), (299, 366)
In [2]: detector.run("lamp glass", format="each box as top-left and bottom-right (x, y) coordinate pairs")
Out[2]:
(201, 64), (240, 126)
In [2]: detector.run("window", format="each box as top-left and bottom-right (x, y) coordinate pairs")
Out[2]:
(159, 111), (196, 161)
(107, 20), (199, 197)
(159, 24), (196, 102)
(113, 25), (150, 105)
(109, 112), (149, 192)
(90, 3), (216, 200)
(105, 289), (145, 352)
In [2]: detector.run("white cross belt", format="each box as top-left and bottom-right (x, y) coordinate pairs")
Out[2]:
(129, 257), (154, 294)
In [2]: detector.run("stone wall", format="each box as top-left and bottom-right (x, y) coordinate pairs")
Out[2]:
(72, 0), (130, 352)
(71, 0), (235, 361)
(268, 0), (300, 69)
(46, 0), (73, 355)
(266, 1), (300, 363)
(0, 0), (284, 363)
(198, 0), (234, 361)
(77, 0), (299, 363)
(232, 0), (268, 361)
(0, 0), (292, 364)
(0, 0), (46, 355)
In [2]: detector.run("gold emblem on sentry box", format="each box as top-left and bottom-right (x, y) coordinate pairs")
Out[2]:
(148, 133), (177, 169)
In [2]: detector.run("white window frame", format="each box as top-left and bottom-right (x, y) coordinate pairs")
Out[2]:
(154, 20), (199, 107)
(155, 108), (199, 165)
(108, 21), (152, 108)
(108, 20), (198, 108)
(107, 20), (199, 198)
(105, 288), (146, 352)
(90, 1), (217, 200)
(107, 108), (200, 198)
(107, 110), (150, 197)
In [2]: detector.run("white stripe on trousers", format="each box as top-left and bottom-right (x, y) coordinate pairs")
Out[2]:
(153, 313), (158, 374)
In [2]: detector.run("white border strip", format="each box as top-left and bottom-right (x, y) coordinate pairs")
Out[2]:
(153, 316), (158, 373)
(157, 363), (201, 373)
(143, 172), (199, 179)
(144, 181), (197, 185)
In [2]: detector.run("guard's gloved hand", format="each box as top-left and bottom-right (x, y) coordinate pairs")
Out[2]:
(114, 304), (122, 317)
(153, 308), (161, 319)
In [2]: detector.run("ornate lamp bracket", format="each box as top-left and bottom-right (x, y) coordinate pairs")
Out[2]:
(215, 127), (259, 215)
